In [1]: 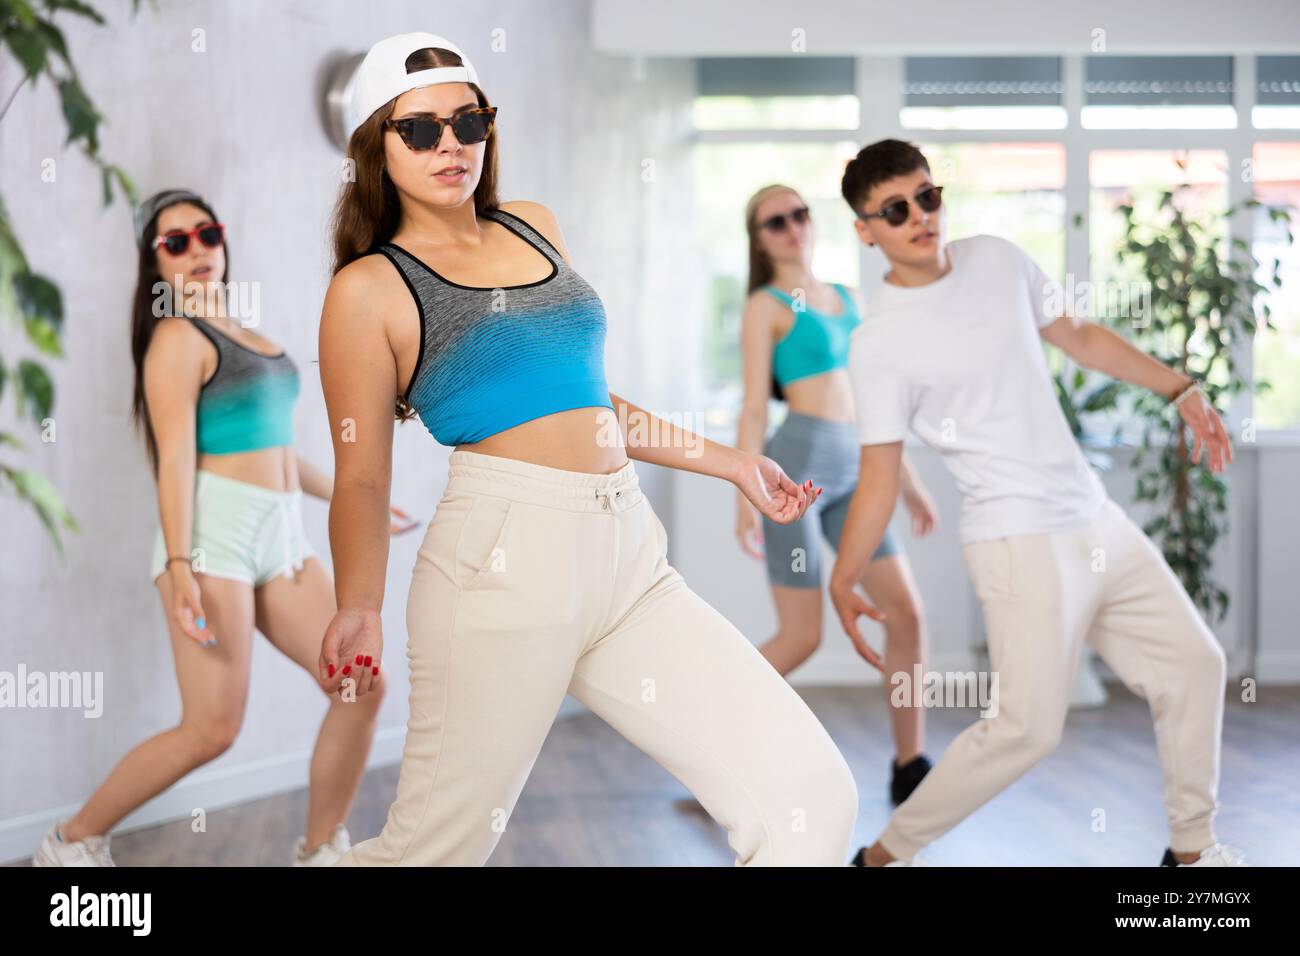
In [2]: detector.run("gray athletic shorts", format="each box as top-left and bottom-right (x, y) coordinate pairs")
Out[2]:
(761, 410), (902, 589)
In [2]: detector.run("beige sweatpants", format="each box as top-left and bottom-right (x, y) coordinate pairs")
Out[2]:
(336, 449), (858, 866)
(880, 497), (1228, 860)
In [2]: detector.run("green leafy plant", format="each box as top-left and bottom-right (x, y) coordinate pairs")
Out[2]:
(1114, 178), (1291, 622)
(1052, 363), (1122, 470)
(1, 0), (147, 551)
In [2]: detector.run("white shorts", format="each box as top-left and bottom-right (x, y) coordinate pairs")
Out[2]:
(151, 470), (314, 587)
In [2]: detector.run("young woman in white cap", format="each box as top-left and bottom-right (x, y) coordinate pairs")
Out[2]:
(33, 190), (411, 867)
(319, 32), (860, 866)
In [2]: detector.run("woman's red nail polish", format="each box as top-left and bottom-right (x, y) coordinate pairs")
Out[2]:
(372, 666), (378, 675)
(364, 655), (373, 666)
(328, 664), (335, 677)
(355, 655), (363, 665)
(342, 665), (351, 675)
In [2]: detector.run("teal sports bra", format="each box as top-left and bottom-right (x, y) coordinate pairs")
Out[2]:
(185, 317), (299, 454)
(764, 283), (860, 386)
(380, 208), (612, 446)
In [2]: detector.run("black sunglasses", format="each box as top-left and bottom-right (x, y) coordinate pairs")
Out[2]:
(383, 107), (498, 151)
(758, 206), (810, 233)
(858, 186), (943, 227)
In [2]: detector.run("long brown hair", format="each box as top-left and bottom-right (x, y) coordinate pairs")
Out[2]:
(744, 184), (803, 402)
(329, 46), (501, 421)
(130, 192), (228, 475)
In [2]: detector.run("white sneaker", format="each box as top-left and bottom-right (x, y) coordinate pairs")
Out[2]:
(33, 820), (116, 867)
(1164, 843), (1248, 867)
(292, 823), (351, 866)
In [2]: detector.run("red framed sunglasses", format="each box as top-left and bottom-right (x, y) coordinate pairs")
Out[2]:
(153, 222), (225, 256)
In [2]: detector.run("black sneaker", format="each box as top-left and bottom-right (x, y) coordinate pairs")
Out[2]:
(848, 844), (929, 867)
(890, 754), (932, 806)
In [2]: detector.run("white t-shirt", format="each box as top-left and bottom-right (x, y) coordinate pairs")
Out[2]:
(848, 233), (1107, 543)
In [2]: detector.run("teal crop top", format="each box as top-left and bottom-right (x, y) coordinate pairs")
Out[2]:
(379, 207), (613, 447)
(764, 283), (860, 386)
(185, 317), (299, 454)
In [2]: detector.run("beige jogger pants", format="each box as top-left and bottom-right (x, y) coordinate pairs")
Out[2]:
(880, 497), (1228, 860)
(336, 449), (858, 866)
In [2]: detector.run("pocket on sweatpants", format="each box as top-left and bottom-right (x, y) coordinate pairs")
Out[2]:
(646, 501), (668, 557)
(963, 537), (1016, 600)
(455, 494), (515, 590)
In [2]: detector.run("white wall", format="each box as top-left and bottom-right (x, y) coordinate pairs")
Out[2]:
(0, 0), (699, 859)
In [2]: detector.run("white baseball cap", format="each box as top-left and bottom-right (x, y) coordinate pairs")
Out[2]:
(352, 32), (480, 130)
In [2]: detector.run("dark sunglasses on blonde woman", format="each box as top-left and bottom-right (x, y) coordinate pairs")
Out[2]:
(153, 222), (224, 256)
(758, 206), (810, 234)
(383, 106), (498, 151)
(858, 185), (943, 228)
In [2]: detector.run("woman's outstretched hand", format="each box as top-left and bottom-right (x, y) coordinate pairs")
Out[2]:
(732, 452), (821, 525)
(320, 606), (383, 699)
(1176, 387), (1233, 474)
(170, 565), (216, 647)
(828, 574), (886, 672)
(901, 484), (939, 537)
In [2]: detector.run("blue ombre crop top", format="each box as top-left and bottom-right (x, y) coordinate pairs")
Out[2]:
(764, 283), (861, 386)
(185, 317), (299, 454)
(379, 207), (613, 446)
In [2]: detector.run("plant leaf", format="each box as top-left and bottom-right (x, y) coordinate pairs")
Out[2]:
(34, 19), (70, 67)
(4, 25), (48, 78)
(14, 270), (62, 326)
(45, 0), (108, 24)
(56, 76), (100, 150)
(15, 359), (54, 422)
(0, 465), (78, 554)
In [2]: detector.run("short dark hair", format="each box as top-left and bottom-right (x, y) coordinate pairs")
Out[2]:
(840, 139), (931, 214)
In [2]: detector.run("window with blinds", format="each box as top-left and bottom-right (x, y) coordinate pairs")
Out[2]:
(900, 56), (1065, 130)
(1082, 55), (1236, 129)
(694, 56), (858, 130)
(1255, 55), (1300, 129)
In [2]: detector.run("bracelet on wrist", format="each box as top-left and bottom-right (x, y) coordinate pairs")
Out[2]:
(1170, 379), (1200, 407)
(165, 556), (192, 569)
(1170, 377), (1196, 403)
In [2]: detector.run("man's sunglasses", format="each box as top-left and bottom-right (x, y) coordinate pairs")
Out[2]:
(758, 206), (810, 233)
(858, 186), (944, 227)
(383, 107), (498, 151)
(153, 222), (225, 256)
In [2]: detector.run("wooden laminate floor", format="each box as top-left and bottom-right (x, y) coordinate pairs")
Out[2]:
(12, 685), (1296, 866)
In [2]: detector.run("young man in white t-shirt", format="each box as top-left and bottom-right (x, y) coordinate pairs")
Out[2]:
(830, 138), (1245, 867)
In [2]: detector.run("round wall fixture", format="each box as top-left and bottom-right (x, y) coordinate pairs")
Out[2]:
(323, 52), (367, 151)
